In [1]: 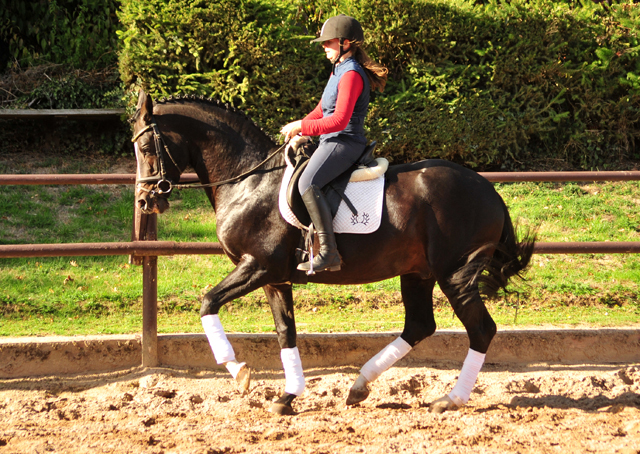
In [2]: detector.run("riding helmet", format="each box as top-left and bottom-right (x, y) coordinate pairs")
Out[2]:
(311, 14), (364, 43)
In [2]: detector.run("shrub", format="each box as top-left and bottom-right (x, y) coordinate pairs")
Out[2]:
(117, 0), (328, 132)
(3, 0), (639, 167)
(341, 0), (640, 169)
(0, 0), (120, 71)
(118, 0), (639, 170)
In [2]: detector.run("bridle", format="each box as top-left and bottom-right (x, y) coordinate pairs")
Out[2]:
(132, 119), (286, 196)
(132, 122), (180, 196)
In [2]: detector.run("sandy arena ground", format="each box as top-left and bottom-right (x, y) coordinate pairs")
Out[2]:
(1, 362), (639, 454)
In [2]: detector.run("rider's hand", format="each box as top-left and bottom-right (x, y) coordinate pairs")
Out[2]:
(280, 120), (302, 142)
(284, 135), (311, 166)
(288, 134), (310, 151)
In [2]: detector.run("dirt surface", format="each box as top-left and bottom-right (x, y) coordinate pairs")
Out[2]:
(2, 151), (640, 452)
(1, 363), (639, 454)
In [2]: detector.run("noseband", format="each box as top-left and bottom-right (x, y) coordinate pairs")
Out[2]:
(132, 120), (287, 195)
(132, 122), (180, 196)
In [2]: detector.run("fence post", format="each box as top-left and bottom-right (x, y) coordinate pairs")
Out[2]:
(130, 202), (150, 265)
(131, 199), (160, 368)
(141, 213), (158, 367)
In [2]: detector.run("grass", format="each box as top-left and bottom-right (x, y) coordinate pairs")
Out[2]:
(1, 154), (639, 336)
(498, 181), (640, 308)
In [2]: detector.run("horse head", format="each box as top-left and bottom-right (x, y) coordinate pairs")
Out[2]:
(130, 90), (182, 214)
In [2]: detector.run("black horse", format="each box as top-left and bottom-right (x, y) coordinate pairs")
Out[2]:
(131, 91), (535, 415)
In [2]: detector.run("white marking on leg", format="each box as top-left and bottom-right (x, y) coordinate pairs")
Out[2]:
(448, 348), (486, 406)
(360, 337), (412, 382)
(281, 347), (305, 396)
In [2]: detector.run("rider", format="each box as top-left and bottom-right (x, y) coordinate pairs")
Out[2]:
(281, 14), (388, 273)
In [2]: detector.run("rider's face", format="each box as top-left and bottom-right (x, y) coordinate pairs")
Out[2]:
(322, 38), (351, 62)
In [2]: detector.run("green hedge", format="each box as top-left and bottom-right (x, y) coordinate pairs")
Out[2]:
(347, 0), (640, 169)
(0, 0), (120, 71)
(118, 0), (639, 170)
(117, 0), (327, 132)
(5, 0), (634, 169)
(0, 0), (123, 111)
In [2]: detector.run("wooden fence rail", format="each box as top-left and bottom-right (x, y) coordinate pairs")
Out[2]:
(1, 170), (639, 367)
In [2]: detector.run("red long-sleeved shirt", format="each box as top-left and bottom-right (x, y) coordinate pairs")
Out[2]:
(300, 70), (364, 137)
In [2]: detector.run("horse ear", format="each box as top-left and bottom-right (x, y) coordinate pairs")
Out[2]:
(137, 90), (154, 123)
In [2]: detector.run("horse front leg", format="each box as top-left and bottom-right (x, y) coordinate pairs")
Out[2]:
(347, 274), (437, 406)
(429, 281), (496, 414)
(200, 254), (272, 395)
(263, 283), (304, 416)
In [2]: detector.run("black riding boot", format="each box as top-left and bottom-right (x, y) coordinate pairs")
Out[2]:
(297, 185), (341, 273)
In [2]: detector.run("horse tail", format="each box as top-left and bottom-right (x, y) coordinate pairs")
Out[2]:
(447, 202), (537, 305)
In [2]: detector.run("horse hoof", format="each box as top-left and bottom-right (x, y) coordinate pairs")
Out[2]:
(268, 402), (295, 416)
(268, 392), (297, 416)
(346, 374), (370, 406)
(235, 364), (251, 395)
(429, 395), (456, 414)
(346, 386), (370, 406)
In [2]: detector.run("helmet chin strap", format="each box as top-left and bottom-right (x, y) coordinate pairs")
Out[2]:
(332, 38), (348, 74)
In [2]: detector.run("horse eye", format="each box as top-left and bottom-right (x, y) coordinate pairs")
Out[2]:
(140, 141), (153, 153)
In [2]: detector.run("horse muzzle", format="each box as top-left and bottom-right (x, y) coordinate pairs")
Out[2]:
(136, 179), (173, 214)
(137, 192), (170, 214)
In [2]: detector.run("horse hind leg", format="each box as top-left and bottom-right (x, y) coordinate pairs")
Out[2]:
(347, 274), (437, 406)
(429, 278), (496, 414)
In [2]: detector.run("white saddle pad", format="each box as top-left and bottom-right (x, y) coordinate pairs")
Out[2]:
(278, 162), (385, 234)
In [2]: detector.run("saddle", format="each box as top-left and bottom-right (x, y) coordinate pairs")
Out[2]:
(285, 141), (379, 228)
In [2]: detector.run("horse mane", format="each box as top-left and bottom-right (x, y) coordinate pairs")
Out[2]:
(154, 94), (278, 144)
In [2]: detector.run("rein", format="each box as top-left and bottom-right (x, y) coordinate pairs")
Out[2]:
(133, 120), (286, 195)
(174, 144), (285, 190)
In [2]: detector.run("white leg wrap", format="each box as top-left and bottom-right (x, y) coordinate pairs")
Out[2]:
(201, 314), (236, 365)
(448, 348), (486, 406)
(360, 337), (412, 383)
(281, 347), (305, 396)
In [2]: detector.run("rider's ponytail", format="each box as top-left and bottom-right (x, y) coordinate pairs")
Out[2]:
(351, 42), (388, 93)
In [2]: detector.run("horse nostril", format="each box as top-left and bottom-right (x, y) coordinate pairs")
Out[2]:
(137, 199), (147, 210)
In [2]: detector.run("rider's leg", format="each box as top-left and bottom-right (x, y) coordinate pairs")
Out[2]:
(297, 138), (364, 273)
(297, 184), (341, 272)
